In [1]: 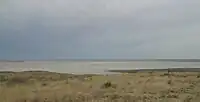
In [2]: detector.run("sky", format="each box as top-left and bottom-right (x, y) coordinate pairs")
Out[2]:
(1, 0), (200, 60)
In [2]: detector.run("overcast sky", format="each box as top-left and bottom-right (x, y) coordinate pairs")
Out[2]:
(1, 0), (200, 60)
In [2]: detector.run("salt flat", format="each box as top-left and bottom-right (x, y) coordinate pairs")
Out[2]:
(1, 60), (200, 74)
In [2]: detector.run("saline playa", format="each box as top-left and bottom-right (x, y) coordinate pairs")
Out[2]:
(1, 67), (200, 102)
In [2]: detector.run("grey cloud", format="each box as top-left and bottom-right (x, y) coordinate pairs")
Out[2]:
(0, 0), (200, 59)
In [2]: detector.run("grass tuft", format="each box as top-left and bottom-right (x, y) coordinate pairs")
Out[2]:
(101, 81), (117, 89)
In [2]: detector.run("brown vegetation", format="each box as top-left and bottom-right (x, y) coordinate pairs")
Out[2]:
(0, 71), (200, 102)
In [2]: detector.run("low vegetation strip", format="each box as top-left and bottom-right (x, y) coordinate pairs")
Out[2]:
(108, 68), (200, 73)
(1, 71), (200, 102)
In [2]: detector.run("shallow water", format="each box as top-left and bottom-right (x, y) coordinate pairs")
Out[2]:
(1, 61), (200, 74)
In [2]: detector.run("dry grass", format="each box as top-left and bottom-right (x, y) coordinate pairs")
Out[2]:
(1, 71), (200, 102)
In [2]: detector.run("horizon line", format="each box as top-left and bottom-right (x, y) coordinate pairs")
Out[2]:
(1, 58), (200, 62)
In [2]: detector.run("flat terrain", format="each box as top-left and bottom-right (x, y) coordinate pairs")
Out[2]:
(1, 71), (200, 102)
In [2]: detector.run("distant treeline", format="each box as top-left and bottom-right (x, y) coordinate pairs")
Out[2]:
(1, 59), (200, 62)
(141, 59), (200, 62)
(52, 59), (200, 62)
(125, 59), (200, 62)
(108, 67), (200, 73)
(0, 60), (24, 62)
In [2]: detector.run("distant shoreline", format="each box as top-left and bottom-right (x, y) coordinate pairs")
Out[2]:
(1, 59), (200, 62)
(108, 67), (200, 73)
(0, 60), (25, 62)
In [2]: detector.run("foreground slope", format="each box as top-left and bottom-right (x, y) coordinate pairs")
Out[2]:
(0, 71), (200, 102)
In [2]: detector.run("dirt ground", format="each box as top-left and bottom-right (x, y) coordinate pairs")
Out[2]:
(0, 71), (200, 102)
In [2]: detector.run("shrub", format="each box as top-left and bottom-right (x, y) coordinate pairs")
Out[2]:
(0, 75), (8, 82)
(197, 74), (200, 78)
(6, 75), (30, 85)
(101, 81), (117, 89)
